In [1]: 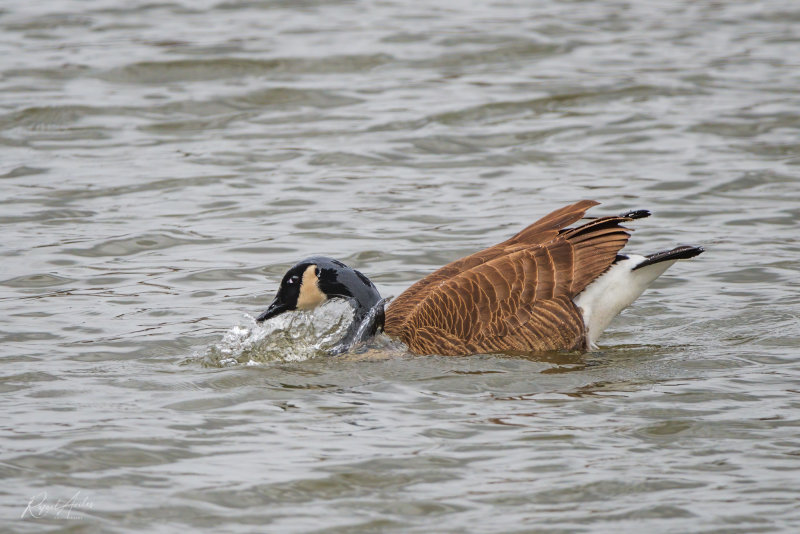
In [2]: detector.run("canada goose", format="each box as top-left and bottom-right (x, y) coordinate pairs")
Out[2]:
(256, 200), (703, 355)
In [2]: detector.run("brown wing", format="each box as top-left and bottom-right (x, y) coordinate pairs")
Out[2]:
(385, 200), (598, 330)
(384, 201), (633, 355)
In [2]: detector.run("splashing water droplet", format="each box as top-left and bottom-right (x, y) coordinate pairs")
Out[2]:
(203, 299), (355, 366)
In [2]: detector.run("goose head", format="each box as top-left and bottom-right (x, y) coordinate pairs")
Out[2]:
(256, 256), (385, 353)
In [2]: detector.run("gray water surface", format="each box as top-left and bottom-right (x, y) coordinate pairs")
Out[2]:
(2, 1), (800, 532)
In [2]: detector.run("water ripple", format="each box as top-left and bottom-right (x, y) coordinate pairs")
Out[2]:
(2, 0), (800, 532)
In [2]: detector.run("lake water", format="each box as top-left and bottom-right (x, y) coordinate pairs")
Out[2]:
(2, 0), (800, 532)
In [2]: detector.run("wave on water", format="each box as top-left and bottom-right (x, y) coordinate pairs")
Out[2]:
(203, 299), (356, 366)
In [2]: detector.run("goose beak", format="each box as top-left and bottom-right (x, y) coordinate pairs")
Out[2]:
(256, 297), (290, 323)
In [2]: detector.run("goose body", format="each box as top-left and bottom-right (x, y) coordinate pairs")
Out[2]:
(256, 200), (703, 355)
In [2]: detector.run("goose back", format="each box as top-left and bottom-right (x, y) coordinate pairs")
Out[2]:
(384, 200), (635, 355)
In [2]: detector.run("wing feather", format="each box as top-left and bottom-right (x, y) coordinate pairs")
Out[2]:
(385, 201), (635, 355)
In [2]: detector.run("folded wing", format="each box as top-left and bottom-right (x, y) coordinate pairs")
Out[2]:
(384, 200), (635, 355)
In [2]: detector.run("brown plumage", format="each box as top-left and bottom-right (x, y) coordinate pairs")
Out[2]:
(257, 200), (703, 356)
(383, 200), (633, 355)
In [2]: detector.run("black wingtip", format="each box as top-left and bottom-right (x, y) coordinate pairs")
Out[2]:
(620, 209), (651, 220)
(632, 245), (704, 271)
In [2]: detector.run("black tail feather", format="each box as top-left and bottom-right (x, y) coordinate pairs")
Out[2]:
(632, 245), (704, 271)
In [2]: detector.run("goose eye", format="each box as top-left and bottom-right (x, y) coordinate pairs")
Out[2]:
(287, 276), (299, 285)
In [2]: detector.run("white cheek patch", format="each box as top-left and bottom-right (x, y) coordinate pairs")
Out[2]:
(296, 264), (327, 310)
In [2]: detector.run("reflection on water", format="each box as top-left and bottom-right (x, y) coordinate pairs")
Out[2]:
(2, 0), (800, 532)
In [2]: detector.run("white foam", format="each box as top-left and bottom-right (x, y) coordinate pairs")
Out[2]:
(202, 299), (355, 366)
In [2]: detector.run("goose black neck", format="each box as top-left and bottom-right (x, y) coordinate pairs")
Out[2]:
(328, 297), (386, 356)
(303, 256), (385, 354)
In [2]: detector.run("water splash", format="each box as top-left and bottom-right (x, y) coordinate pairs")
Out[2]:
(203, 299), (355, 366)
